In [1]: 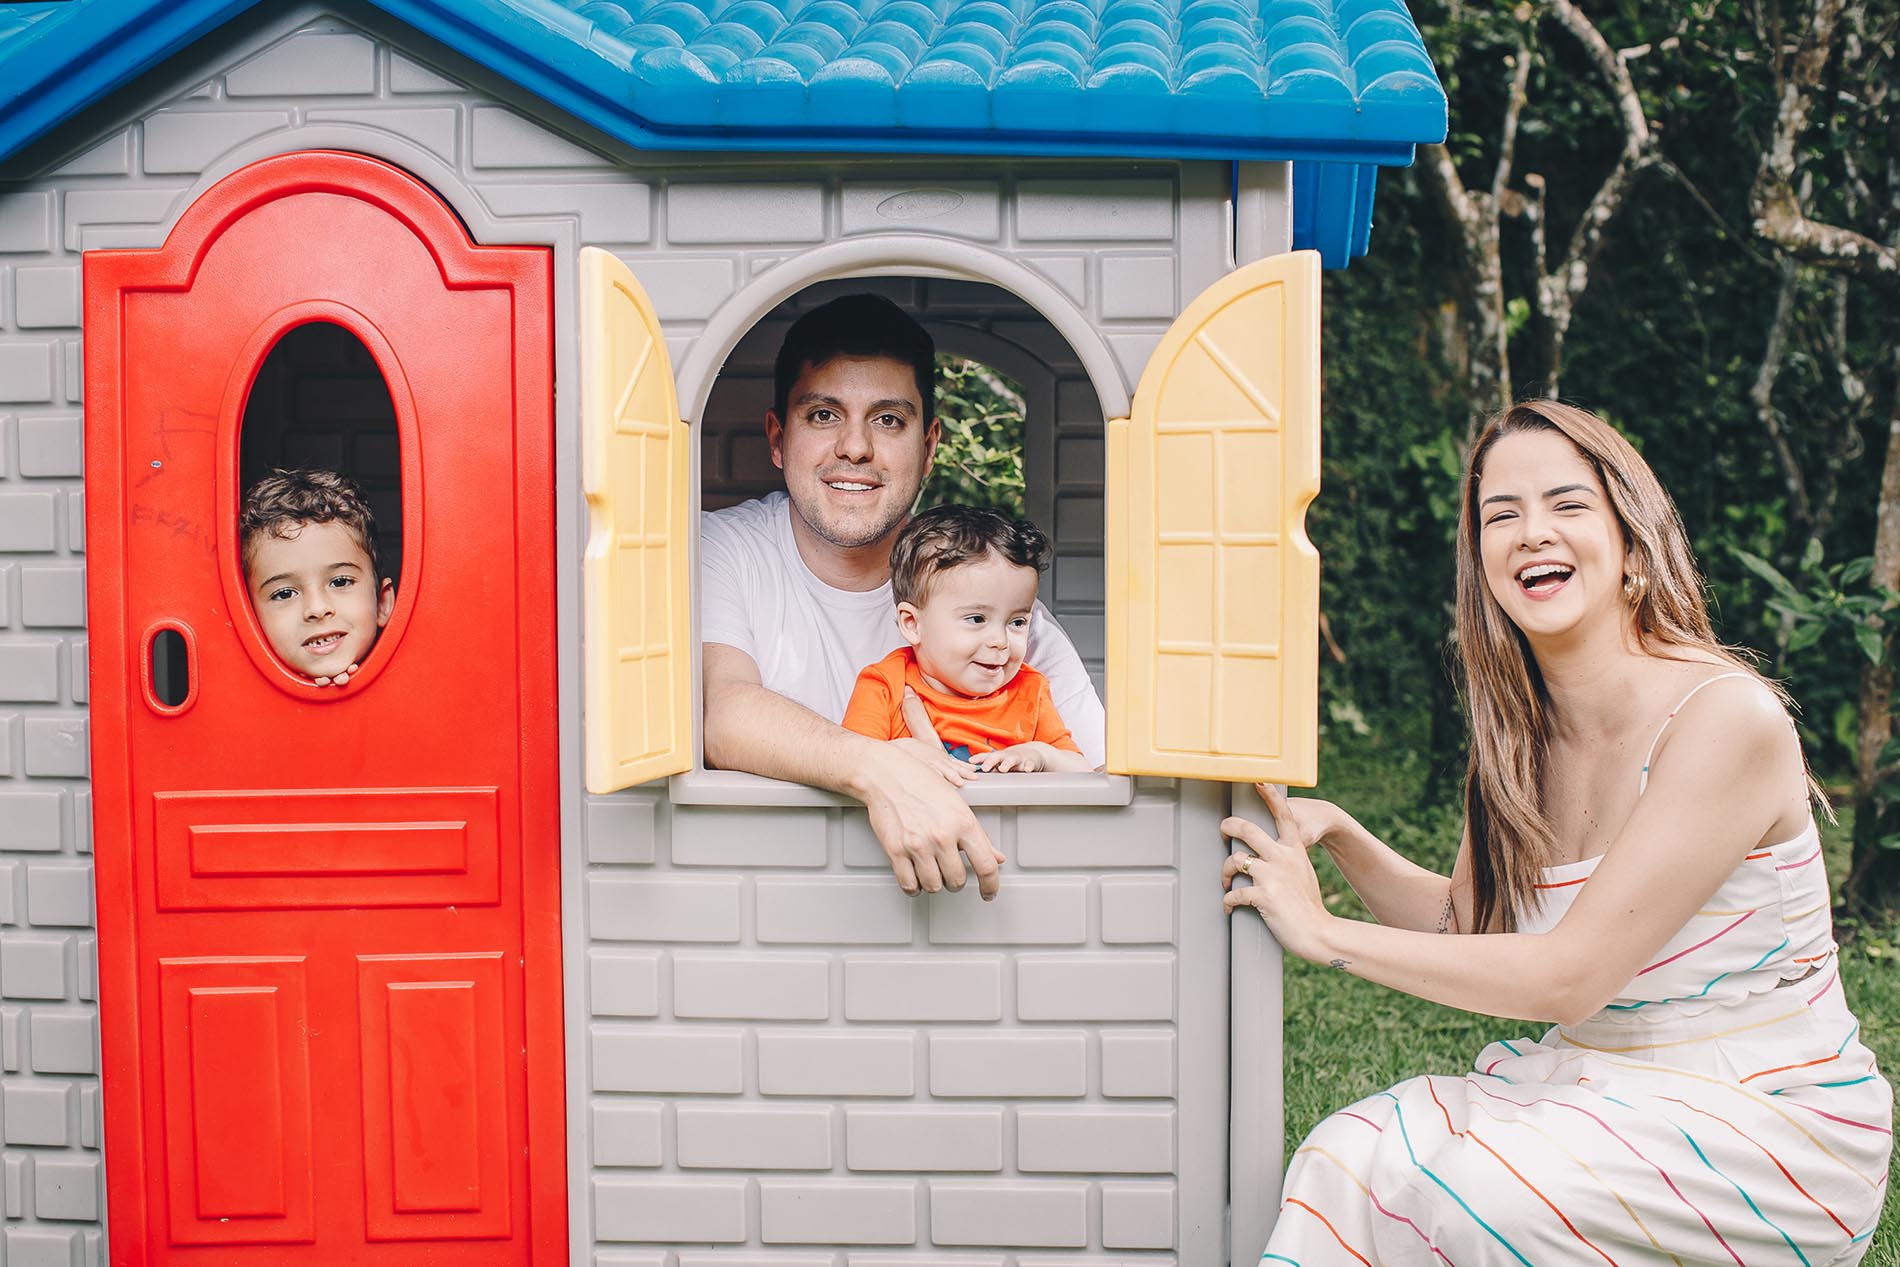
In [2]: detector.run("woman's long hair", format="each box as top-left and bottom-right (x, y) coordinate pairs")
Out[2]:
(1454, 400), (1790, 933)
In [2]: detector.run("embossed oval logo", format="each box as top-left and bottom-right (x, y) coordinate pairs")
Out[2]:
(876, 189), (965, 221)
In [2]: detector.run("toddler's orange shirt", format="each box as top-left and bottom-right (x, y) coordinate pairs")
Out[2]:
(841, 647), (1082, 757)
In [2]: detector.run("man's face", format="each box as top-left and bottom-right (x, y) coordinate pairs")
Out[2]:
(246, 520), (393, 679)
(767, 355), (940, 553)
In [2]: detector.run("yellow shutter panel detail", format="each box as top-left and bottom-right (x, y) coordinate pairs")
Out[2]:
(1106, 250), (1321, 786)
(581, 246), (692, 793)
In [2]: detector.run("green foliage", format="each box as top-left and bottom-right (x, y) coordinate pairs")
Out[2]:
(919, 356), (1026, 517)
(1319, 0), (1900, 910)
(1733, 545), (1898, 667)
(1309, 204), (1470, 775)
(1282, 7), (1900, 1222)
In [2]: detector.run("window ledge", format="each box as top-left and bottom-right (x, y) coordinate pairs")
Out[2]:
(670, 767), (1136, 808)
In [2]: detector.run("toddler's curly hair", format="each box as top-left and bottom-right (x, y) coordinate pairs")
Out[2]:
(890, 504), (1051, 606)
(239, 468), (382, 578)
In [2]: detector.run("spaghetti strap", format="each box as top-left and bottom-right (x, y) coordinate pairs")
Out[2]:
(1637, 670), (1757, 793)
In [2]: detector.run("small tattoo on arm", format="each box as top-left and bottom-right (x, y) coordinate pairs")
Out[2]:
(1328, 958), (1349, 971)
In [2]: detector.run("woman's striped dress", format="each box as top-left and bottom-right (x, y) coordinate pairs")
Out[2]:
(1267, 683), (1893, 1265)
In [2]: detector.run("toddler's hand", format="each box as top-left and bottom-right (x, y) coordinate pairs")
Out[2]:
(311, 663), (361, 687)
(971, 743), (1045, 773)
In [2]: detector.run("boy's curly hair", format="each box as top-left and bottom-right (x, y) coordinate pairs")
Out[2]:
(239, 468), (382, 578)
(890, 504), (1051, 607)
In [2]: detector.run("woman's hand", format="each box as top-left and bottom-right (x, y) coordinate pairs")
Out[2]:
(1261, 788), (1350, 854)
(1222, 783), (1336, 962)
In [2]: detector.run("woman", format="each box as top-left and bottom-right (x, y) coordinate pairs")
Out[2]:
(1227, 400), (1891, 1264)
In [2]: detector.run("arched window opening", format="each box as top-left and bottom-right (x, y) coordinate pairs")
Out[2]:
(698, 276), (1109, 775)
(240, 321), (404, 586)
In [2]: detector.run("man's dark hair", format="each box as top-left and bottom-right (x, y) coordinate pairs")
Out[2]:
(773, 293), (935, 423)
(239, 468), (382, 578)
(890, 504), (1052, 607)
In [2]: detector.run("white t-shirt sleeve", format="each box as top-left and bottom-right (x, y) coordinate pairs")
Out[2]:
(698, 495), (898, 722)
(699, 508), (758, 663)
(1026, 603), (1105, 768)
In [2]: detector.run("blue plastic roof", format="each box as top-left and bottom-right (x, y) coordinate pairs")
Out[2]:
(0, 0), (1446, 266)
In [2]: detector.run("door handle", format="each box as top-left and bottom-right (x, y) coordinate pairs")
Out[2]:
(143, 621), (197, 714)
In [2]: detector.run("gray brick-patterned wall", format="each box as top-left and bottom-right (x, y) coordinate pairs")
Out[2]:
(0, 4), (1266, 1263)
(0, 38), (101, 1255)
(581, 785), (1231, 1260)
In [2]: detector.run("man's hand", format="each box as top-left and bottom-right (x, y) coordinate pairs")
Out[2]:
(890, 738), (977, 786)
(857, 742), (1006, 899)
(895, 686), (978, 785)
(704, 644), (1004, 898)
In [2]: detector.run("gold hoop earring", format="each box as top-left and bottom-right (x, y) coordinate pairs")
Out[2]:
(1623, 572), (1647, 604)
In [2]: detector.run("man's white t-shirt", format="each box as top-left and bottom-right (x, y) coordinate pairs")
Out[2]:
(701, 492), (1106, 768)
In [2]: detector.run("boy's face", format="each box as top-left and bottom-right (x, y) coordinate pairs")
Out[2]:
(246, 520), (393, 680)
(767, 354), (940, 554)
(897, 550), (1039, 698)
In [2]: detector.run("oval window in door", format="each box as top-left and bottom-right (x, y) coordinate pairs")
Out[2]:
(233, 317), (410, 694)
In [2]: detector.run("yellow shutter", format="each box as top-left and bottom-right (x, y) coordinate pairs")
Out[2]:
(581, 247), (692, 793)
(1105, 250), (1321, 785)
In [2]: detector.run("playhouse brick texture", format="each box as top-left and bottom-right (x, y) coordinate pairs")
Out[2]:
(1, 9), (1246, 1263)
(1, 91), (104, 1266)
(583, 787), (1225, 1256)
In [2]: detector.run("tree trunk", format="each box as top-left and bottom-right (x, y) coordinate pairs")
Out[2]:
(1417, 141), (1512, 422)
(1750, 0), (1899, 280)
(1842, 356), (1900, 912)
(1738, 0), (1899, 914)
(1468, 223), (1511, 419)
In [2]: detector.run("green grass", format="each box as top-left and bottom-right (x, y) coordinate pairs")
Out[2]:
(1842, 946), (1900, 1262)
(1280, 737), (1899, 1260)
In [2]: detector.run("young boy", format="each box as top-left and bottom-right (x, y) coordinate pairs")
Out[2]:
(239, 468), (393, 688)
(842, 505), (1093, 772)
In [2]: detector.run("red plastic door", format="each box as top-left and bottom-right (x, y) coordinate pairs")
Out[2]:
(84, 152), (564, 1265)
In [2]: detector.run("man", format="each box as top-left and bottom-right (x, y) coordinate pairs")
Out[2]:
(700, 293), (1105, 899)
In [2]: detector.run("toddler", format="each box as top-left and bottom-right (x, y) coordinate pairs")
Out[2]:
(843, 505), (1091, 772)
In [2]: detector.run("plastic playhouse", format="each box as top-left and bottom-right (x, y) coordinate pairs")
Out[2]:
(0, 2), (1445, 1262)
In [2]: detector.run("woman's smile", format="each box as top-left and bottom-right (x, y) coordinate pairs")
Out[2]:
(1515, 558), (1576, 599)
